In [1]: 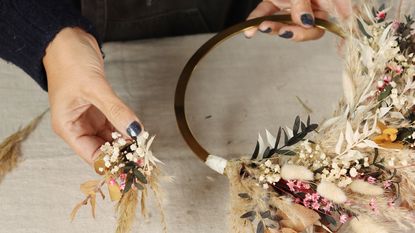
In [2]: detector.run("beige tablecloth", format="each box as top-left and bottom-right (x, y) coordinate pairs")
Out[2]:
(0, 33), (342, 233)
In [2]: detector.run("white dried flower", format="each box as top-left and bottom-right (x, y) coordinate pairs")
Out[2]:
(126, 153), (134, 161)
(364, 158), (369, 167)
(104, 161), (111, 168)
(259, 175), (265, 182)
(264, 160), (272, 167)
(263, 183), (269, 189)
(136, 148), (145, 157)
(273, 164), (280, 172)
(110, 154), (118, 163)
(317, 181), (347, 203)
(350, 180), (384, 196)
(130, 143), (138, 151)
(118, 138), (126, 146)
(111, 132), (121, 139)
(142, 131), (149, 139)
(349, 167), (358, 177)
(98, 167), (104, 172)
(281, 165), (314, 181)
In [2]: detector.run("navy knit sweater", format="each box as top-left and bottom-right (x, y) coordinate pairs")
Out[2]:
(0, 0), (99, 91)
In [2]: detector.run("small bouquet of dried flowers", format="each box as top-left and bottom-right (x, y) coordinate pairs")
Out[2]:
(70, 131), (166, 233)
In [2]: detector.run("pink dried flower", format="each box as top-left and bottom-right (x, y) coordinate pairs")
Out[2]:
(383, 75), (392, 83)
(392, 20), (400, 31)
(388, 198), (395, 207)
(119, 173), (127, 181)
(340, 214), (349, 224)
(377, 80), (385, 90)
(303, 193), (313, 208)
(311, 193), (320, 202)
(369, 198), (379, 213)
(295, 180), (311, 190)
(387, 64), (403, 75)
(367, 176), (376, 184)
(323, 202), (333, 213)
(294, 198), (301, 204)
(376, 10), (387, 20)
(383, 180), (392, 190)
(109, 178), (117, 186)
(287, 180), (296, 192)
(311, 202), (320, 210)
(136, 158), (145, 167)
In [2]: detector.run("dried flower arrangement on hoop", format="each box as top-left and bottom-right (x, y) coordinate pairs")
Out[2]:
(203, 3), (415, 233)
(70, 131), (166, 233)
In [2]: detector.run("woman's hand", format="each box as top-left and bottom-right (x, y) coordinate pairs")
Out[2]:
(43, 27), (143, 165)
(244, 0), (352, 41)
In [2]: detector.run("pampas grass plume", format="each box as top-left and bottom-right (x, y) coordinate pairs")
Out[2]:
(317, 181), (347, 203)
(350, 180), (384, 196)
(280, 165), (314, 181)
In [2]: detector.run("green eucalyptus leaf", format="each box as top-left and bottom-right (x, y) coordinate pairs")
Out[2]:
(134, 181), (145, 190)
(263, 147), (272, 159)
(275, 127), (282, 149)
(240, 211), (256, 222)
(134, 169), (148, 184)
(260, 210), (271, 219)
(238, 193), (251, 199)
(357, 18), (372, 38)
(378, 85), (392, 102)
(276, 149), (296, 156)
(124, 175), (134, 193)
(257, 221), (265, 233)
(293, 116), (301, 135)
(251, 141), (260, 160)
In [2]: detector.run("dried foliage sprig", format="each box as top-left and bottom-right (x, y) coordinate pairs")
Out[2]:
(0, 109), (48, 184)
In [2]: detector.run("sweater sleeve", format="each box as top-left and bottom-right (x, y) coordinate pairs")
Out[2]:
(0, 0), (101, 91)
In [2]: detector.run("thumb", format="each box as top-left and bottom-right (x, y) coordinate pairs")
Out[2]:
(86, 83), (144, 138)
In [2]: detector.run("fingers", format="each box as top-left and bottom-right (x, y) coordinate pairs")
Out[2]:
(278, 25), (325, 41)
(290, 0), (314, 27)
(244, 1), (281, 38)
(74, 135), (106, 165)
(278, 10), (327, 41)
(84, 82), (144, 139)
(332, 0), (352, 20)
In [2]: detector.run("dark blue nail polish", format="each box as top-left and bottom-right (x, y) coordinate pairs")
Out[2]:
(301, 14), (315, 26)
(260, 28), (272, 33)
(279, 31), (294, 39)
(126, 121), (142, 138)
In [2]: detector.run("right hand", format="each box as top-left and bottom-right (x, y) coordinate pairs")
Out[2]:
(244, 0), (352, 41)
(43, 27), (143, 165)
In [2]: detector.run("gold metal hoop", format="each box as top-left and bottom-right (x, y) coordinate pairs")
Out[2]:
(174, 15), (344, 162)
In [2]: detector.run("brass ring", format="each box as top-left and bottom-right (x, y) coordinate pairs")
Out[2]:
(174, 14), (344, 162)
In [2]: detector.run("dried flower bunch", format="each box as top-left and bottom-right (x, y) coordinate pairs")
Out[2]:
(71, 131), (166, 233)
(220, 3), (415, 233)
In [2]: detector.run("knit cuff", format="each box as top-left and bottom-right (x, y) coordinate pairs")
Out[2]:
(0, 0), (102, 91)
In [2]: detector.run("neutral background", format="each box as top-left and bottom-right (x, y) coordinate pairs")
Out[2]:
(0, 32), (342, 233)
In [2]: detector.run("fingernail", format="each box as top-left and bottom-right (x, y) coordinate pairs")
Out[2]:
(301, 14), (315, 26)
(259, 28), (272, 33)
(279, 31), (294, 39)
(126, 121), (142, 138)
(244, 34), (251, 39)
